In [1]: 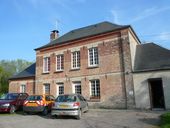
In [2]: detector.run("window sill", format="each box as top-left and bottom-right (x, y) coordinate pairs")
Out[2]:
(87, 65), (99, 69)
(70, 68), (80, 71)
(88, 97), (100, 102)
(42, 72), (50, 75)
(54, 70), (64, 73)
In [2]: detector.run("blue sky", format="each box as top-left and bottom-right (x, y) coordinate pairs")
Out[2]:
(0, 0), (170, 61)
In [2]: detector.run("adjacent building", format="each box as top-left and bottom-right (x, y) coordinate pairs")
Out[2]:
(9, 21), (170, 109)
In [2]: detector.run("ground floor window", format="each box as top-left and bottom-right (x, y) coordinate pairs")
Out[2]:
(44, 84), (50, 94)
(57, 83), (64, 96)
(90, 79), (100, 99)
(20, 84), (26, 93)
(72, 82), (81, 94)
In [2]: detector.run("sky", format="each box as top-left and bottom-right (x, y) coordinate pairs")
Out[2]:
(0, 0), (170, 62)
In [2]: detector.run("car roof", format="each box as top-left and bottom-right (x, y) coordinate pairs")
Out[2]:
(28, 94), (53, 97)
(57, 94), (82, 97)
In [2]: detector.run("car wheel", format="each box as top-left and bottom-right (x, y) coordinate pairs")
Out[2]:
(76, 109), (82, 120)
(10, 105), (16, 114)
(42, 107), (48, 116)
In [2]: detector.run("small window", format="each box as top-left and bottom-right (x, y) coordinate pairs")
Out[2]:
(90, 79), (100, 99)
(57, 83), (64, 96)
(56, 54), (64, 71)
(72, 82), (81, 94)
(43, 57), (50, 73)
(44, 84), (50, 95)
(20, 85), (26, 93)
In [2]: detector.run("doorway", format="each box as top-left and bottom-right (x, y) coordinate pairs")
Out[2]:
(149, 78), (165, 109)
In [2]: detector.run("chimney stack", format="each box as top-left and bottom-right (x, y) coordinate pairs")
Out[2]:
(50, 30), (59, 41)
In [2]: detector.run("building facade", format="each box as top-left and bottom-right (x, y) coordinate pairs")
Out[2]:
(9, 21), (170, 109)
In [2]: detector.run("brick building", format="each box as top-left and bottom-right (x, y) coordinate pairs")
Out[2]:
(9, 21), (170, 109)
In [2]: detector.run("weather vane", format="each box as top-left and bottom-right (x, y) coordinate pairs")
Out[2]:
(55, 19), (60, 30)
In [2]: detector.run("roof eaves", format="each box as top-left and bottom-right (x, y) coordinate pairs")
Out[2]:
(9, 75), (35, 80)
(133, 67), (170, 73)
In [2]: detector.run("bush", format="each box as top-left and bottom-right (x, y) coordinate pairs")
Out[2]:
(160, 112), (170, 128)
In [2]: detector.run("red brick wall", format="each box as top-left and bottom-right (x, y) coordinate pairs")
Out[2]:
(35, 29), (135, 108)
(9, 78), (35, 95)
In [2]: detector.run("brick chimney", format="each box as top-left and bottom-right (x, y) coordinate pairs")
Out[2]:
(50, 30), (59, 41)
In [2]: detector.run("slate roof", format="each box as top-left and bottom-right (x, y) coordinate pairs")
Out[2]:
(9, 63), (36, 80)
(134, 43), (170, 72)
(35, 21), (130, 50)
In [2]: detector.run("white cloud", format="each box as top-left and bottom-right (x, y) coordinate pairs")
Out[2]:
(131, 6), (170, 23)
(159, 32), (170, 41)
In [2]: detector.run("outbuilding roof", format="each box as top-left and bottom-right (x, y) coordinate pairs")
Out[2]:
(9, 63), (35, 80)
(134, 43), (170, 72)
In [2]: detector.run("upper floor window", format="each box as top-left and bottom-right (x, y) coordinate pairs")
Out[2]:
(88, 47), (99, 67)
(20, 84), (26, 93)
(72, 51), (80, 69)
(43, 57), (50, 73)
(56, 54), (64, 71)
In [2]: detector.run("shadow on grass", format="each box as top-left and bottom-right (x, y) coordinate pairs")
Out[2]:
(139, 117), (161, 126)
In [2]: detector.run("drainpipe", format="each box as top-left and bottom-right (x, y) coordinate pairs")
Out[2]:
(119, 36), (128, 109)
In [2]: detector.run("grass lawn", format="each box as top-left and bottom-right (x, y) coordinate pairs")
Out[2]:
(160, 112), (170, 128)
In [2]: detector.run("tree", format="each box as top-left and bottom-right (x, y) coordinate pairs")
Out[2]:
(0, 66), (10, 94)
(0, 59), (33, 75)
(0, 59), (33, 94)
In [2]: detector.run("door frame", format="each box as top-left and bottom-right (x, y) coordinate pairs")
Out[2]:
(148, 78), (166, 110)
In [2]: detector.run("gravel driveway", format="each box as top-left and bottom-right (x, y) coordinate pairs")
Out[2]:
(0, 109), (165, 128)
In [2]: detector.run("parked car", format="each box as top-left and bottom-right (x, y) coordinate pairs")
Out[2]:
(51, 94), (88, 119)
(23, 94), (55, 115)
(0, 93), (28, 114)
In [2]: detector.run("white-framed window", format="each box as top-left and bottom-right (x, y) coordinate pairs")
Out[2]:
(20, 84), (26, 93)
(57, 83), (64, 96)
(44, 84), (50, 94)
(43, 57), (50, 73)
(72, 82), (81, 94)
(88, 47), (99, 67)
(90, 79), (100, 98)
(56, 54), (64, 71)
(72, 51), (80, 69)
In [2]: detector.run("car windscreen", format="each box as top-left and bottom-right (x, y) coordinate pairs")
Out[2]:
(56, 95), (77, 102)
(27, 95), (42, 101)
(0, 93), (19, 100)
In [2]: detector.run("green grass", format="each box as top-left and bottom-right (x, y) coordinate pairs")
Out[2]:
(160, 112), (170, 128)
(0, 113), (16, 116)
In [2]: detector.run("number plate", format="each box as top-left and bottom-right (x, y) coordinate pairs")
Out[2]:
(59, 105), (68, 108)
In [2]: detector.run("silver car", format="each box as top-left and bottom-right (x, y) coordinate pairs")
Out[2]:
(51, 94), (88, 119)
